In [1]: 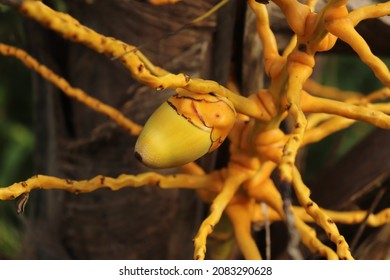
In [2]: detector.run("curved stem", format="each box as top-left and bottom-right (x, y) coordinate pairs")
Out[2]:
(0, 43), (143, 136)
(0, 172), (221, 200)
(302, 92), (390, 129)
(292, 166), (354, 260)
(193, 166), (252, 260)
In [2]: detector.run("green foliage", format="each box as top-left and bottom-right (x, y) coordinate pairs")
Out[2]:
(0, 7), (32, 259)
(304, 54), (389, 181)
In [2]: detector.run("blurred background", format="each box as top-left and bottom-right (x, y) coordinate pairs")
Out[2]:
(0, 0), (389, 259)
(0, 4), (32, 258)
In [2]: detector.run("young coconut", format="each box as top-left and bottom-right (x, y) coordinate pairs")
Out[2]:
(135, 88), (237, 168)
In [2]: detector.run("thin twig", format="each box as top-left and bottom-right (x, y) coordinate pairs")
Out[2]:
(350, 185), (387, 251)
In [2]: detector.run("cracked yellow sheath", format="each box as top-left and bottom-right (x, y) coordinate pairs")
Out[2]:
(135, 90), (236, 168)
(134, 101), (212, 169)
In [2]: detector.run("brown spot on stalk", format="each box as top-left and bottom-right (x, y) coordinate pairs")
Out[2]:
(298, 44), (307, 52)
(306, 202), (314, 208)
(284, 151), (292, 157)
(43, 19), (52, 28)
